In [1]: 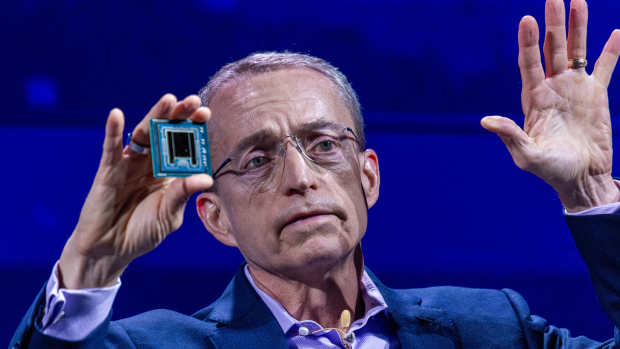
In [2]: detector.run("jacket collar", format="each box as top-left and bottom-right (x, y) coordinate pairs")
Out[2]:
(198, 264), (460, 349)
(194, 264), (289, 349)
(367, 269), (461, 348)
(196, 264), (275, 327)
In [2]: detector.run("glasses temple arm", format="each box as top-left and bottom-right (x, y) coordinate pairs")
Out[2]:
(212, 158), (232, 178)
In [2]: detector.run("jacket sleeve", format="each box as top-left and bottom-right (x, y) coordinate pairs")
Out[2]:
(565, 214), (620, 330)
(502, 288), (616, 348)
(499, 213), (620, 349)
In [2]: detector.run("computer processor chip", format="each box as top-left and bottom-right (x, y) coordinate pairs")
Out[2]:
(149, 119), (212, 177)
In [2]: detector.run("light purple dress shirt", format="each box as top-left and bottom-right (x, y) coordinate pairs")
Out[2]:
(243, 265), (399, 348)
(41, 262), (120, 341)
(40, 202), (620, 343)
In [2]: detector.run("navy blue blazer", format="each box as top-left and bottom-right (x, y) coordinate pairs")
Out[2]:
(9, 214), (620, 348)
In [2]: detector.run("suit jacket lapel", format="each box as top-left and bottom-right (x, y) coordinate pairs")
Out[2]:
(201, 265), (289, 349)
(202, 265), (461, 349)
(367, 269), (462, 349)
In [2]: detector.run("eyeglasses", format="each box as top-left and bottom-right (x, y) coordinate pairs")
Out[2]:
(212, 125), (361, 189)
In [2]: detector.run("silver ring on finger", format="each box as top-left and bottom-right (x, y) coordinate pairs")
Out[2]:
(568, 58), (587, 69)
(127, 133), (150, 154)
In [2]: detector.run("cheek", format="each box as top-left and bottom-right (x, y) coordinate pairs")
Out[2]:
(223, 200), (282, 268)
(330, 162), (368, 238)
(340, 180), (368, 235)
(220, 186), (276, 250)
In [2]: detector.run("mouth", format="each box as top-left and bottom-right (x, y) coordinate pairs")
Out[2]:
(287, 211), (334, 226)
(279, 208), (346, 233)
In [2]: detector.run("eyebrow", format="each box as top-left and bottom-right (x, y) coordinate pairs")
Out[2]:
(230, 129), (276, 156)
(297, 119), (343, 133)
(229, 119), (346, 156)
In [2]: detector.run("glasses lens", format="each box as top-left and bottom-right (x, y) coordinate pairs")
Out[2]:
(218, 127), (359, 189)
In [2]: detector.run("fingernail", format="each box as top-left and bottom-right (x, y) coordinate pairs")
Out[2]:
(482, 116), (498, 128)
(197, 174), (213, 186)
(201, 107), (212, 118)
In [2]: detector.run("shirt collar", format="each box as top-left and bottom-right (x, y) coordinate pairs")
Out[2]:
(243, 264), (389, 334)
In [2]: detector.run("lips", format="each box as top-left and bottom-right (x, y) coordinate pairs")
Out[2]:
(286, 211), (334, 226)
(277, 204), (346, 233)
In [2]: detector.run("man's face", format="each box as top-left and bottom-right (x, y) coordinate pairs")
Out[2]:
(202, 68), (377, 277)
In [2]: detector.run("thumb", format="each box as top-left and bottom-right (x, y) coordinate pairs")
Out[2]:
(160, 174), (214, 229)
(481, 115), (536, 171)
(481, 115), (528, 141)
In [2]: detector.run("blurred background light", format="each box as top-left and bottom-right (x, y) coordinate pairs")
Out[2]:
(25, 75), (57, 110)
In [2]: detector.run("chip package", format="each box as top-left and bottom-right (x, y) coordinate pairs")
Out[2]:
(149, 119), (212, 177)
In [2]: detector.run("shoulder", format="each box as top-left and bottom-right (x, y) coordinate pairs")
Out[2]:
(406, 286), (527, 316)
(367, 268), (532, 325)
(387, 286), (535, 347)
(392, 285), (532, 323)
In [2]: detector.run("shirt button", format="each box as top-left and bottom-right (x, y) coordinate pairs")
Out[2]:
(298, 326), (310, 336)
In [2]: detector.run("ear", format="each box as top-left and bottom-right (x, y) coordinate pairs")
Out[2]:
(196, 192), (238, 247)
(359, 149), (380, 209)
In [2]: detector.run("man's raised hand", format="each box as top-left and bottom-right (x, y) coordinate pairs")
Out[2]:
(58, 94), (213, 289)
(481, 0), (620, 212)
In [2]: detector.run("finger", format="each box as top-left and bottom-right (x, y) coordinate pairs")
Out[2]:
(161, 174), (214, 226)
(169, 95), (202, 120)
(189, 106), (212, 124)
(567, 0), (588, 62)
(481, 116), (529, 143)
(481, 116), (535, 170)
(100, 108), (125, 166)
(593, 30), (620, 88)
(132, 94), (178, 146)
(542, 0), (568, 77)
(518, 16), (545, 90)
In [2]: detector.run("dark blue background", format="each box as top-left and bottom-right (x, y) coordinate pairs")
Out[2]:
(2, 0), (619, 344)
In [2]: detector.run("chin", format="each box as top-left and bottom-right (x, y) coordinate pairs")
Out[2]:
(274, 218), (360, 275)
(286, 233), (353, 272)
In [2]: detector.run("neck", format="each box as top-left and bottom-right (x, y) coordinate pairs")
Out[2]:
(247, 246), (365, 329)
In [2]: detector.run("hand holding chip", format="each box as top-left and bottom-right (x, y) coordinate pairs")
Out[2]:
(58, 94), (213, 289)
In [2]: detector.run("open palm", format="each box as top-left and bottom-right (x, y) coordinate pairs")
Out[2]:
(482, 0), (620, 212)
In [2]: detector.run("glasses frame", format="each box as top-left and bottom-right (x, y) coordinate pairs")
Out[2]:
(211, 126), (361, 180)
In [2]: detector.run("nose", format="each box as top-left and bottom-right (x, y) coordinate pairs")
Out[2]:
(277, 139), (318, 195)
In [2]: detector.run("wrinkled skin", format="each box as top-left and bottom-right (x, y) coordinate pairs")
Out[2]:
(195, 69), (380, 327)
(58, 95), (213, 289)
(482, 0), (620, 212)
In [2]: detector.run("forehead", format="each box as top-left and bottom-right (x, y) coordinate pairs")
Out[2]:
(208, 68), (354, 158)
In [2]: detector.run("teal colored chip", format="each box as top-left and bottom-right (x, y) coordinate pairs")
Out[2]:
(149, 119), (212, 177)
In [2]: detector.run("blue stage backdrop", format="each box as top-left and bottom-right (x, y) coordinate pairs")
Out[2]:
(2, 0), (619, 344)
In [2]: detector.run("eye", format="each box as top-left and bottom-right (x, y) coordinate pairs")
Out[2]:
(316, 140), (335, 152)
(246, 156), (269, 169)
